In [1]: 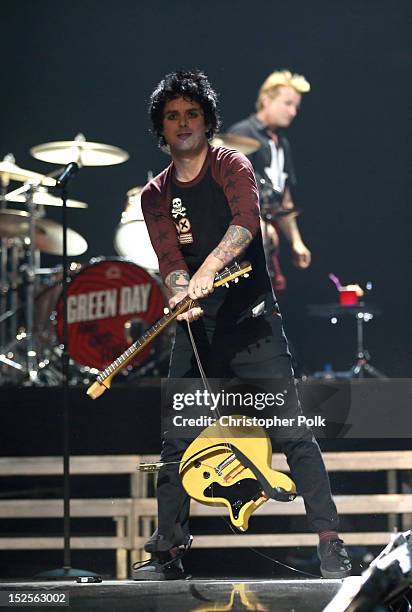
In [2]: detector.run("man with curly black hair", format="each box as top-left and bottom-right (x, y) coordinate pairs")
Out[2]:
(132, 70), (351, 581)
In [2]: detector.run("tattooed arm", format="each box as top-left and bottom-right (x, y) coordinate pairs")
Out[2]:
(187, 149), (259, 299)
(188, 224), (252, 300)
(211, 225), (252, 264)
(165, 269), (204, 322)
(165, 269), (190, 297)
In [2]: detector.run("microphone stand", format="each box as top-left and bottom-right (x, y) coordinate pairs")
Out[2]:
(36, 164), (98, 579)
(61, 180), (71, 575)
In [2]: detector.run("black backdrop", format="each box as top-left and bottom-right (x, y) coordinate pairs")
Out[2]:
(1, 0), (411, 375)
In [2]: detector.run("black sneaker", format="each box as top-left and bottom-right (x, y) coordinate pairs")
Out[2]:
(132, 536), (193, 581)
(132, 553), (188, 581)
(317, 538), (352, 579)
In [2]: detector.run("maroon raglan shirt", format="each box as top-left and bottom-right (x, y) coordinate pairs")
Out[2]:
(141, 146), (273, 316)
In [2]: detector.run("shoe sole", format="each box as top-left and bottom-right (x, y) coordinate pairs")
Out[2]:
(132, 571), (191, 581)
(320, 567), (352, 579)
(132, 575), (192, 582)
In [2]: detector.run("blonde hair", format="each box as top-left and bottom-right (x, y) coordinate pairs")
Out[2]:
(256, 70), (310, 110)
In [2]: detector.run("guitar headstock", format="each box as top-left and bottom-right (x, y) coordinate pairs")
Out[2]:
(214, 261), (252, 288)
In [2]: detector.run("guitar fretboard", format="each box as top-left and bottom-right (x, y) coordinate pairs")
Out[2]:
(96, 295), (192, 383)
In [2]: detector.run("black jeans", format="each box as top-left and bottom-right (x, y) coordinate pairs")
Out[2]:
(146, 308), (338, 552)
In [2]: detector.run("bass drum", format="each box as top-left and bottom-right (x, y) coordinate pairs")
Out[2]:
(55, 258), (168, 372)
(114, 186), (159, 272)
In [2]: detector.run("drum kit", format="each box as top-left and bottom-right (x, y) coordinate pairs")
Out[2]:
(0, 133), (261, 386)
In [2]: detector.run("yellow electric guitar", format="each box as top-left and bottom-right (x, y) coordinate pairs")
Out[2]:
(86, 261), (252, 399)
(179, 418), (296, 532)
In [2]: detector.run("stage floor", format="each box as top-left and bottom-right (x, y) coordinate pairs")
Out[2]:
(0, 577), (359, 611)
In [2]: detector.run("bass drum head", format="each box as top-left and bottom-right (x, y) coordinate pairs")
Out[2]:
(114, 220), (159, 271)
(56, 259), (166, 370)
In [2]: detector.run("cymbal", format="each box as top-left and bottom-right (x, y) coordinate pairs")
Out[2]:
(0, 209), (30, 239)
(0, 209), (87, 255)
(31, 140), (129, 166)
(35, 218), (88, 256)
(0, 160), (55, 186)
(211, 133), (261, 155)
(5, 190), (87, 209)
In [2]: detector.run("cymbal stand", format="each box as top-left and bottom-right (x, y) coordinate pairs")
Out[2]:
(259, 179), (276, 281)
(24, 184), (40, 382)
(259, 178), (293, 284)
(0, 159), (11, 349)
(0, 242), (25, 381)
(8, 239), (21, 343)
(349, 309), (387, 378)
(0, 161), (25, 380)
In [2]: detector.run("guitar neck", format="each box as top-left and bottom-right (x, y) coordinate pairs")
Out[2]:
(86, 261), (252, 399)
(87, 294), (192, 398)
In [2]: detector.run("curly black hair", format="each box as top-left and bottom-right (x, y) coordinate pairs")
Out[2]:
(149, 69), (221, 147)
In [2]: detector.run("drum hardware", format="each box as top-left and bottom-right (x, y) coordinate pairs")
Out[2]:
(257, 175), (299, 286)
(0, 156), (56, 187)
(24, 185), (42, 381)
(27, 135), (126, 381)
(30, 133), (130, 167)
(0, 205), (88, 381)
(0, 191), (40, 381)
(4, 186), (88, 209)
(307, 302), (387, 379)
(211, 133), (261, 155)
(258, 176), (298, 221)
(8, 239), (20, 343)
(0, 238), (24, 360)
(0, 235), (8, 348)
(0, 151), (73, 378)
(34, 218), (87, 256)
(1, 131), (131, 392)
(1, 156), (13, 348)
(114, 179), (159, 271)
(0, 197), (87, 382)
(0, 209), (88, 256)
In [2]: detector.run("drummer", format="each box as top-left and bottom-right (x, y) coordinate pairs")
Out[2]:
(228, 70), (312, 299)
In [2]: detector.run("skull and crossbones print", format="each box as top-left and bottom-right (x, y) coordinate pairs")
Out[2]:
(171, 197), (193, 244)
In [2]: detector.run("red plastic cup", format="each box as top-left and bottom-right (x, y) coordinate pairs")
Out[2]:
(339, 289), (358, 306)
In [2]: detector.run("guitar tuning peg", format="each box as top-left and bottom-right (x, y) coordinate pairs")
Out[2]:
(163, 307), (170, 314)
(234, 277), (239, 283)
(244, 273), (249, 278)
(224, 282), (229, 288)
